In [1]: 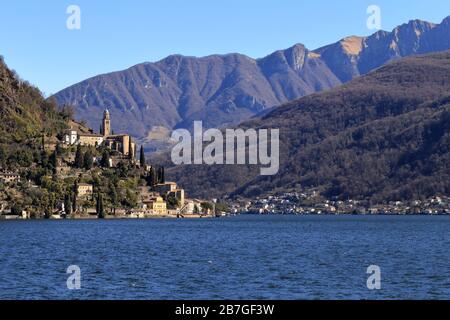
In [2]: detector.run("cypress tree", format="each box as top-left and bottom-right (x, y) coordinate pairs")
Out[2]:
(156, 166), (165, 183)
(50, 150), (57, 170)
(55, 143), (63, 155)
(83, 149), (93, 170)
(160, 166), (165, 183)
(74, 145), (83, 168)
(99, 195), (105, 219)
(97, 193), (105, 219)
(44, 206), (52, 219)
(152, 167), (158, 186)
(72, 181), (78, 213)
(100, 150), (110, 168)
(100, 195), (104, 218)
(64, 194), (72, 216)
(139, 145), (146, 167)
(148, 167), (158, 188)
(95, 192), (99, 214)
(109, 185), (118, 215)
(41, 151), (49, 168)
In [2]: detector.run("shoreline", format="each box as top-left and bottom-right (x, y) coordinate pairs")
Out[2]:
(1, 213), (449, 221)
(0, 213), (215, 220)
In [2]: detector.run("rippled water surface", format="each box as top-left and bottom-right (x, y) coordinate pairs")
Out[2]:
(0, 215), (449, 299)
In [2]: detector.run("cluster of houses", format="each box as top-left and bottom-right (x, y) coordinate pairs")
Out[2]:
(0, 176), (207, 219)
(72, 180), (201, 218)
(0, 170), (20, 184)
(232, 192), (450, 215)
(128, 182), (195, 218)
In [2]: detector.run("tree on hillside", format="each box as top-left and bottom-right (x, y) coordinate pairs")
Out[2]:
(139, 145), (145, 167)
(83, 149), (93, 170)
(60, 104), (75, 120)
(0, 145), (6, 168)
(49, 150), (57, 172)
(72, 181), (78, 212)
(166, 195), (180, 209)
(41, 151), (49, 169)
(124, 189), (137, 208)
(11, 204), (23, 216)
(201, 202), (214, 214)
(74, 145), (83, 168)
(109, 184), (118, 215)
(41, 134), (45, 152)
(157, 167), (161, 183)
(193, 204), (200, 214)
(64, 194), (72, 216)
(100, 150), (110, 168)
(96, 193), (105, 219)
(55, 143), (63, 155)
(147, 167), (158, 188)
(157, 166), (165, 184)
(44, 205), (52, 219)
(215, 202), (229, 213)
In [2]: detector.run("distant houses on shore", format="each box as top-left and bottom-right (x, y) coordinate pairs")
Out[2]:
(233, 192), (450, 216)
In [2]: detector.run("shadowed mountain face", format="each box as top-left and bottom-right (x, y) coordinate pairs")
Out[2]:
(166, 51), (450, 202)
(53, 16), (450, 150)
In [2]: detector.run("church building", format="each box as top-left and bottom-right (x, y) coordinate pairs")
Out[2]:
(64, 109), (136, 159)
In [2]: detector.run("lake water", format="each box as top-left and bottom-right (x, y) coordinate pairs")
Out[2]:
(0, 215), (449, 300)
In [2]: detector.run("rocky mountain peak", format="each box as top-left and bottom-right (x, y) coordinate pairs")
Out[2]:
(339, 36), (366, 55)
(394, 19), (436, 37)
(284, 43), (308, 70)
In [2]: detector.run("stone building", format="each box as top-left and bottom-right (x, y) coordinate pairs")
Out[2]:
(154, 182), (178, 194)
(63, 109), (136, 159)
(0, 171), (20, 184)
(143, 196), (167, 215)
(154, 182), (185, 207)
(77, 133), (104, 147)
(77, 183), (93, 198)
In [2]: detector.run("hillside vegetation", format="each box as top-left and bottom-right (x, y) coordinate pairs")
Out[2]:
(167, 51), (450, 202)
(0, 56), (68, 169)
(1, 57), (158, 218)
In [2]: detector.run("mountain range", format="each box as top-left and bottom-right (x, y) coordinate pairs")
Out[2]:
(166, 51), (450, 201)
(53, 16), (450, 151)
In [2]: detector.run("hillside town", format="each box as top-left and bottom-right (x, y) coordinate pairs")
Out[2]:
(0, 110), (221, 220)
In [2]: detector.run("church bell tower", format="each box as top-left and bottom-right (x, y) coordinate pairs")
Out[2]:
(101, 109), (111, 136)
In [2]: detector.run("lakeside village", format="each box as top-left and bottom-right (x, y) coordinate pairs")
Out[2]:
(0, 110), (225, 220)
(231, 191), (450, 215)
(1, 110), (449, 219)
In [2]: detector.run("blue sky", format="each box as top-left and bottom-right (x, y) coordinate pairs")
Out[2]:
(0, 0), (449, 96)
